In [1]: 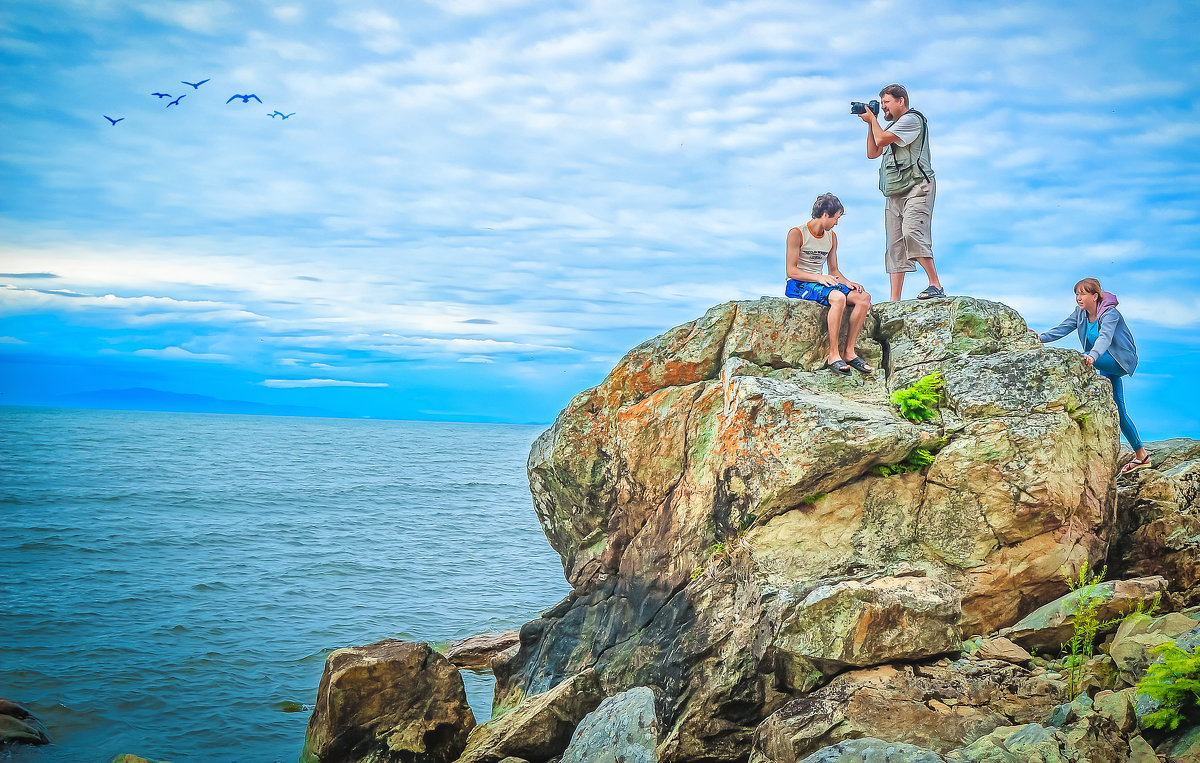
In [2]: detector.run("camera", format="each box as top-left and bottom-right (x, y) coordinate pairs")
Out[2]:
(850, 100), (880, 117)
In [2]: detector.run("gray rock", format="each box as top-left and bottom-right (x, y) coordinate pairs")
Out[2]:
(797, 738), (947, 762)
(0, 698), (49, 746)
(561, 686), (659, 763)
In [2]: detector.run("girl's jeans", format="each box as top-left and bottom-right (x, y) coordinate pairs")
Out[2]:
(1093, 352), (1143, 451)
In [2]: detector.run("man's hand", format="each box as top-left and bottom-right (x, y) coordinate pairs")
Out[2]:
(1084, 354), (1096, 367)
(815, 275), (839, 287)
(845, 281), (865, 293)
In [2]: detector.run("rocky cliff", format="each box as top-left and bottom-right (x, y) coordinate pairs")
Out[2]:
(302, 296), (1199, 763)
(494, 296), (1124, 760)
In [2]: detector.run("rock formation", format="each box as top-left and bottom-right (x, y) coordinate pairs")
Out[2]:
(307, 296), (1200, 763)
(498, 296), (1121, 760)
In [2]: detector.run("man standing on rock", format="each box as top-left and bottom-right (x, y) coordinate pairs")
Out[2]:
(784, 193), (873, 376)
(858, 84), (945, 302)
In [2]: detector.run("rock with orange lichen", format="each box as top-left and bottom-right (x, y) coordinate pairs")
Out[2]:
(499, 296), (1120, 763)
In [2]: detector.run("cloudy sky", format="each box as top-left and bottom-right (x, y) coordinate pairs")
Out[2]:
(1, 0), (1197, 432)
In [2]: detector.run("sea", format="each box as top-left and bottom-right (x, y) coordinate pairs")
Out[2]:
(0, 406), (571, 763)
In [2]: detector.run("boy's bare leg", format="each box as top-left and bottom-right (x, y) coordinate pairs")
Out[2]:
(843, 294), (870, 360)
(826, 291), (846, 362)
(890, 272), (905, 301)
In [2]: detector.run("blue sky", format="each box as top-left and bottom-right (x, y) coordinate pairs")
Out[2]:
(1, 0), (1197, 432)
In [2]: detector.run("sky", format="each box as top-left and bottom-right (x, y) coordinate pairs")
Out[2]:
(1, 0), (1197, 433)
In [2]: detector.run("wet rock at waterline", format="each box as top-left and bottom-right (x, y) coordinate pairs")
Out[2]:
(301, 639), (475, 763)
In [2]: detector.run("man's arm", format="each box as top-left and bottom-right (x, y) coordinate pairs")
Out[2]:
(825, 235), (864, 292)
(786, 227), (837, 285)
(860, 110), (902, 159)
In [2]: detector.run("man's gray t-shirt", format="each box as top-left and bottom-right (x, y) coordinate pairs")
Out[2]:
(888, 111), (923, 146)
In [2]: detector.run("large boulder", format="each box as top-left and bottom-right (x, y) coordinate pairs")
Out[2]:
(501, 297), (1121, 761)
(1111, 438), (1200, 608)
(301, 639), (475, 763)
(446, 631), (520, 672)
(749, 657), (1066, 762)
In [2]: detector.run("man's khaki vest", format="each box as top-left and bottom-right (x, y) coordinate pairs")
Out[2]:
(878, 109), (933, 197)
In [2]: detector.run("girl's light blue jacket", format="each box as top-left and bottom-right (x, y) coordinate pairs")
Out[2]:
(1038, 291), (1139, 375)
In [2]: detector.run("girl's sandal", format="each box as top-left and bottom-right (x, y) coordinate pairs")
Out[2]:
(1120, 455), (1152, 475)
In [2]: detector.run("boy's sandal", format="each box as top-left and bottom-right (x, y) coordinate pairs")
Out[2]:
(1119, 455), (1152, 475)
(822, 359), (852, 376)
(845, 356), (873, 374)
(917, 285), (947, 300)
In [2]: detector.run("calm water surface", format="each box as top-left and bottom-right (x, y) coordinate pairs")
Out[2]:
(0, 407), (570, 763)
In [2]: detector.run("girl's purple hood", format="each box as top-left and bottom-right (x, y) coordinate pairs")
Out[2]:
(1097, 291), (1119, 317)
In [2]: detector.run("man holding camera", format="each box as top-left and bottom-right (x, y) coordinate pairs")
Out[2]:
(857, 84), (944, 301)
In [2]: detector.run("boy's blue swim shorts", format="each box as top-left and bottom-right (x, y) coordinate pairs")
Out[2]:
(785, 279), (851, 306)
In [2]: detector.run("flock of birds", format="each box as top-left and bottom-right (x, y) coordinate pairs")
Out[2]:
(102, 78), (295, 126)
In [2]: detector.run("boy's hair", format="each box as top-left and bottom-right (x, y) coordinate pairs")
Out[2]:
(879, 84), (909, 105)
(811, 193), (844, 219)
(1074, 277), (1103, 296)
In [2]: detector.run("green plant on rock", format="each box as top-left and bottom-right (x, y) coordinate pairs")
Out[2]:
(1058, 562), (1160, 697)
(890, 372), (945, 423)
(801, 492), (827, 505)
(1136, 641), (1200, 730)
(876, 437), (948, 478)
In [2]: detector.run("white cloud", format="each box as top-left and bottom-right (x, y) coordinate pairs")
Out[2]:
(132, 346), (233, 362)
(136, 1), (235, 34)
(260, 378), (389, 388)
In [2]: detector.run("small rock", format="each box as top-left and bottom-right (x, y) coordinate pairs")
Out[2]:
(1148, 612), (1200, 638)
(1093, 690), (1136, 734)
(109, 756), (170, 763)
(1159, 723), (1200, 762)
(445, 631), (521, 672)
(0, 698), (49, 746)
(456, 670), (603, 763)
(796, 738), (947, 762)
(1127, 735), (1157, 763)
(975, 637), (1032, 664)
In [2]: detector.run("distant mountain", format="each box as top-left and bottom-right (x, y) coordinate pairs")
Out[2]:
(49, 387), (346, 418)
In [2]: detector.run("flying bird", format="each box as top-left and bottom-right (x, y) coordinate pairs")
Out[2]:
(227, 94), (262, 104)
(181, 79), (210, 89)
(103, 115), (124, 125)
(269, 110), (295, 119)
(151, 92), (172, 99)
(167, 94), (186, 107)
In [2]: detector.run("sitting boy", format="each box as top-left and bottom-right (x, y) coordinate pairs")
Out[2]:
(784, 193), (873, 375)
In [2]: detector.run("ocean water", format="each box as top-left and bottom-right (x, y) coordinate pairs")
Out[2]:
(0, 407), (571, 763)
